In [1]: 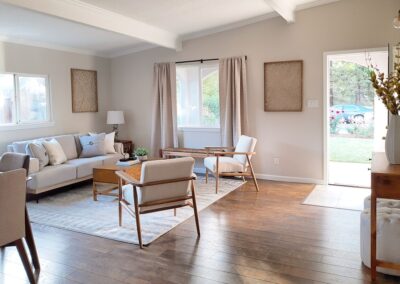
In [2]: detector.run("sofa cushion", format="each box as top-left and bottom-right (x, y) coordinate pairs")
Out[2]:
(89, 132), (116, 154)
(26, 142), (49, 169)
(53, 135), (78, 160)
(42, 139), (67, 165)
(66, 157), (104, 178)
(27, 164), (77, 191)
(79, 133), (106, 158)
(12, 140), (33, 154)
(204, 156), (244, 173)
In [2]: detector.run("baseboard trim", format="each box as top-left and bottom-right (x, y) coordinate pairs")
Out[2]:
(256, 174), (324, 185)
(194, 167), (323, 185)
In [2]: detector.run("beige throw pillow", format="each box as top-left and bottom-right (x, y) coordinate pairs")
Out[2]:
(89, 132), (116, 154)
(42, 139), (67, 165)
(26, 141), (49, 170)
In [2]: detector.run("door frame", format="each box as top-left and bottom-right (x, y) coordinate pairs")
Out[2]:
(322, 47), (388, 185)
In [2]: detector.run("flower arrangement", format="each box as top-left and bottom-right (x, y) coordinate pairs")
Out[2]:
(369, 47), (400, 115)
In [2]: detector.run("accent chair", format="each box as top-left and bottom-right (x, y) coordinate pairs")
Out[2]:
(204, 135), (259, 193)
(115, 157), (200, 248)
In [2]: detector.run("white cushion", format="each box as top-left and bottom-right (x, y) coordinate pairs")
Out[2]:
(42, 139), (67, 165)
(122, 184), (187, 212)
(364, 195), (400, 210)
(204, 156), (244, 173)
(66, 157), (104, 178)
(360, 207), (400, 276)
(90, 132), (116, 154)
(27, 164), (76, 191)
(233, 135), (257, 166)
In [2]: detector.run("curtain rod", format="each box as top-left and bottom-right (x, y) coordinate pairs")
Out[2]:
(176, 56), (247, 64)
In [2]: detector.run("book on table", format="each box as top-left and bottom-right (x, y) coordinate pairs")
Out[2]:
(116, 160), (140, 166)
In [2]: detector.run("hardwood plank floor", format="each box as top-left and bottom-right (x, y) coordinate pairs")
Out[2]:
(1, 179), (399, 283)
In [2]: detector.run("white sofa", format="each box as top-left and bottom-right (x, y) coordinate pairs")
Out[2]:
(7, 134), (124, 195)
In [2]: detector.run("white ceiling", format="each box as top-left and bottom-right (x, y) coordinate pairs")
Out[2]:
(0, 0), (339, 58)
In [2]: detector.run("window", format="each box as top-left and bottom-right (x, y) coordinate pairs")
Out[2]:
(0, 73), (51, 127)
(176, 63), (219, 128)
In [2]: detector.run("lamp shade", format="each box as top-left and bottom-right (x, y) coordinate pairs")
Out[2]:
(107, 111), (125, 125)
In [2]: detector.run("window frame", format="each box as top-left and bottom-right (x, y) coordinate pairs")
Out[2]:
(0, 72), (53, 131)
(176, 62), (220, 129)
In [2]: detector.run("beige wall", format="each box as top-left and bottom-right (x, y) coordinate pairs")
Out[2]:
(110, 0), (400, 182)
(0, 42), (111, 153)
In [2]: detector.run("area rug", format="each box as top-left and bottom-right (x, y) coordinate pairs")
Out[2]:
(302, 184), (371, 211)
(27, 177), (243, 246)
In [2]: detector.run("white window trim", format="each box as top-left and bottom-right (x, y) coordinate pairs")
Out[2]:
(0, 72), (53, 131)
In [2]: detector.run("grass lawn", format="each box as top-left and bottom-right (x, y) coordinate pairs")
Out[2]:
(330, 136), (373, 163)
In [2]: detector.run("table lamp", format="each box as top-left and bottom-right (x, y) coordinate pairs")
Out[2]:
(107, 111), (125, 140)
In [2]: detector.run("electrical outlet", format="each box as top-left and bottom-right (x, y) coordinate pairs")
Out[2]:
(273, 158), (280, 165)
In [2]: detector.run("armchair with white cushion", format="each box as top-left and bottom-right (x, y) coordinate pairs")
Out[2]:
(204, 135), (259, 193)
(115, 157), (200, 248)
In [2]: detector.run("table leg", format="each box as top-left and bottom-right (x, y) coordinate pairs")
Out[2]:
(371, 190), (377, 281)
(93, 182), (98, 201)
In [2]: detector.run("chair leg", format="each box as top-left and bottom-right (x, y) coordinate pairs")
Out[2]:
(205, 168), (208, 183)
(132, 186), (143, 248)
(15, 239), (36, 284)
(246, 155), (259, 192)
(191, 181), (200, 236)
(242, 176), (246, 182)
(25, 208), (40, 270)
(215, 156), (219, 194)
(118, 179), (122, 226)
(174, 208), (177, 216)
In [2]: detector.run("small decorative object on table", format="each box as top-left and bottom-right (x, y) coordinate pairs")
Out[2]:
(370, 51), (400, 164)
(135, 147), (149, 161)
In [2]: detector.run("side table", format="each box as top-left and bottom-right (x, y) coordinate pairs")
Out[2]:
(116, 139), (134, 155)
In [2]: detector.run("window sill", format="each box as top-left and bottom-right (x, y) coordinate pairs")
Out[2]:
(0, 121), (55, 131)
(178, 127), (220, 132)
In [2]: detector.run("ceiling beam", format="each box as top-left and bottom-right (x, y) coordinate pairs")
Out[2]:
(264, 0), (295, 23)
(0, 0), (182, 50)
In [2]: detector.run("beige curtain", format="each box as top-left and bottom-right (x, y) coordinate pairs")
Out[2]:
(150, 62), (178, 156)
(219, 56), (249, 147)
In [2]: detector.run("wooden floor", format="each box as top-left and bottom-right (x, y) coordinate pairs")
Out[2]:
(1, 180), (399, 283)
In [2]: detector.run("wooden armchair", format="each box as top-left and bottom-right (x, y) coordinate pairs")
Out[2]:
(115, 157), (200, 248)
(204, 135), (259, 193)
(0, 169), (39, 283)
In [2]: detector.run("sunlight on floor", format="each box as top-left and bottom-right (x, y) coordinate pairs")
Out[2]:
(329, 161), (371, 188)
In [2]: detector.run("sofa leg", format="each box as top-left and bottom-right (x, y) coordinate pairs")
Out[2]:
(36, 197), (39, 204)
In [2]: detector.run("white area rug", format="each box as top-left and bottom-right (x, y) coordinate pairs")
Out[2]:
(27, 177), (243, 246)
(303, 185), (371, 211)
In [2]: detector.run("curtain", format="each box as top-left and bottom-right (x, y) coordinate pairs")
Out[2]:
(150, 62), (178, 156)
(219, 56), (249, 147)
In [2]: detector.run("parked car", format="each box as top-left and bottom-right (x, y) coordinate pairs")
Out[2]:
(330, 104), (373, 124)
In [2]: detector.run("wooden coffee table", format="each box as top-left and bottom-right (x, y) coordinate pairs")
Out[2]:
(92, 163), (142, 201)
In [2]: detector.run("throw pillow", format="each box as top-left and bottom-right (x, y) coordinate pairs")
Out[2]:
(26, 142), (49, 170)
(89, 132), (116, 154)
(42, 139), (67, 165)
(79, 133), (106, 158)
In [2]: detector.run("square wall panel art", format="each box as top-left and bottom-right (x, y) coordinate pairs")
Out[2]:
(71, 68), (98, 113)
(264, 60), (303, 112)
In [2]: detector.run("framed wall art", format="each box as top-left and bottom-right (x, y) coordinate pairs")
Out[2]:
(71, 68), (98, 113)
(264, 60), (303, 112)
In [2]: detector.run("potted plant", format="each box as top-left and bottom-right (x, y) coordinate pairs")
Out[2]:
(134, 147), (149, 161)
(370, 52), (400, 164)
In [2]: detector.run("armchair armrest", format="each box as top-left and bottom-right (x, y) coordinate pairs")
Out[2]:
(29, 158), (40, 174)
(213, 151), (256, 156)
(114, 142), (124, 155)
(204, 146), (235, 150)
(116, 170), (196, 187)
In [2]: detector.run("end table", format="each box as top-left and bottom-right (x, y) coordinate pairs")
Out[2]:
(116, 139), (134, 155)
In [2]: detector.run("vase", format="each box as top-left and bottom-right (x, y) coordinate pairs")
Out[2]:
(138, 155), (148, 161)
(385, 115), (400, 164)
